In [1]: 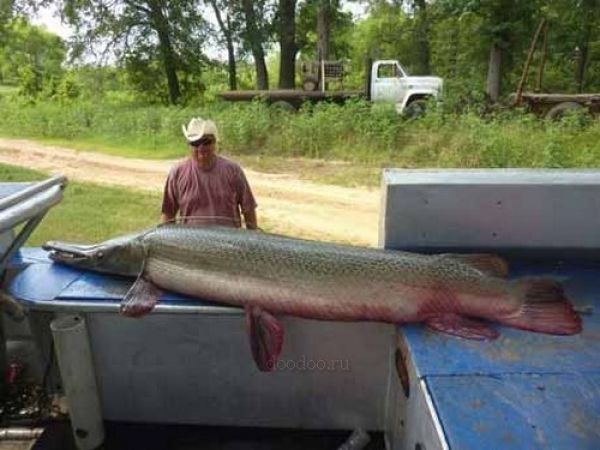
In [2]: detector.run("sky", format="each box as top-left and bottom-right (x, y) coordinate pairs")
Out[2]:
(31, 5), (72, 39)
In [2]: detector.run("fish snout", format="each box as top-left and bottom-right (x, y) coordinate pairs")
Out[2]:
(43, 241), (102, 263)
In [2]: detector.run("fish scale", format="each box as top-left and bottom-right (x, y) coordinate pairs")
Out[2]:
(144, 226), (496, 291)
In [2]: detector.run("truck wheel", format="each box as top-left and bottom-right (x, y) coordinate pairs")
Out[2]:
(545, 102), (583, 120)
(271, 100), (297, 112)
(302, 77), (319, 92)
(403, 99), (427, 119)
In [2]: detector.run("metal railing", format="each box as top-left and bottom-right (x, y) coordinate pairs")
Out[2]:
(0, 175), (67, 402)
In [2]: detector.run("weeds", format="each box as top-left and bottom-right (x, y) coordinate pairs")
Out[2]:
(0, 97), (598, 172)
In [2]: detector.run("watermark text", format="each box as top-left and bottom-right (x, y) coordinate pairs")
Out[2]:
(270, 356), (351, 372)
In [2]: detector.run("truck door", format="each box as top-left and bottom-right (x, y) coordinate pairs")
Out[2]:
(371, 61), (407, 103)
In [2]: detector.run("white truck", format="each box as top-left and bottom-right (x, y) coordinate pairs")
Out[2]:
(219, 59), (443, 116)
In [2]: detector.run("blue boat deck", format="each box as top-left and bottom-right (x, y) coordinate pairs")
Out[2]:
(400, 258), (600, 449)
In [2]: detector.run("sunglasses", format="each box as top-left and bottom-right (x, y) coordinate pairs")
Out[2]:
(190, 137), (215, 147)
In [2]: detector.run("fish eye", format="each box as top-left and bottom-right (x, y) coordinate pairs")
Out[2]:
(97, 251), (104, 259)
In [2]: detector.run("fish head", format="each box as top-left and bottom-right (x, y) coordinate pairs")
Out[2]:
(43, 232), (146, 277)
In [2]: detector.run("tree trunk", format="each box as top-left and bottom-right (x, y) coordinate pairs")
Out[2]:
(448, 25), (459, 78)
(413, 0), (431, 75)
(575, 43), (589, 93)
(576, 0), (595, 93)
(225, 15), (238, 91)
(536, 22), (549, 92)
(317, 0), (330, 61)
(278, 0), (297, 89)
(211, 1), (237, 90)
(149, 5), (181, 104)
(241, 0), (269, 89)
(486, 42), (502, 102)
(156, 29), (181, 104)
(575, 30), (591, 93)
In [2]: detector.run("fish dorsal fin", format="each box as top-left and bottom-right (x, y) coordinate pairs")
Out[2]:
(120, 275), (162, 318)
(440, 253), (509, 278)
(245, 306), (284, 372)
(426, 314), (499, 340)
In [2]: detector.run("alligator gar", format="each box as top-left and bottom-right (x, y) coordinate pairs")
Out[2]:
(43, 225), (582, 371)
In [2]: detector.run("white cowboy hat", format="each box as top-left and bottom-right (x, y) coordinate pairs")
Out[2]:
(181, 117), (219, 142)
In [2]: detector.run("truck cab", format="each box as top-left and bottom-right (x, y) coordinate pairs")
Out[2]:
(370, 60), (443, 115)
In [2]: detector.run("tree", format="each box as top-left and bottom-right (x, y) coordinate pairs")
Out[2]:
(240, 0), (271, 89)
(428, 8), (487, 99)
(435, 0), (541, 102)
(350, 2), (414, 67)
(408, 0), (431, 75)
(571, 0), (600, 92)
(317, 0), (331, 61)
(59, 0), (210, 104)
(209, 0), (240, 90)
(0, 0), (14, 39)
(278, 0), (297, 88)
(0, 16), (65, 96)
(546, 0), (600, 92)
(480, 1), (540, 101)
(296, 0), (352, 60)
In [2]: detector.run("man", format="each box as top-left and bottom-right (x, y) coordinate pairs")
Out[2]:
(161, 117), (258, 229)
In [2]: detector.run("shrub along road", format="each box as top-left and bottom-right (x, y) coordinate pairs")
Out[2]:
(0, 138), (380, 246)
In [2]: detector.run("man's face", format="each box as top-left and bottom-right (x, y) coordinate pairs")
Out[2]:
(189, 135), (216, 166)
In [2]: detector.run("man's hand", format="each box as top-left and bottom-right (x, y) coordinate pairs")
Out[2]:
(161, 213), (176, 224)
(244, 209), (258, 230)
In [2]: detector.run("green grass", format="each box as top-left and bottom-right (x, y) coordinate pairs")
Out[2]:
(0, 98), (599, 188)
(0, 85), (18, 95)
(0, 164), (160, 245)
(0, 163), (289, 245)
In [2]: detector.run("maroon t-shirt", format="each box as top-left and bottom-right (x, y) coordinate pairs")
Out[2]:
(161, 156), (257, 227)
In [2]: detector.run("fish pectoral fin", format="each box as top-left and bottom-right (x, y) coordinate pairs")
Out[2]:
(120, 275), (162, 318)
(425, 314), (498, 340)
(440, 253), (509, 278)
(245, 306), (284, 372)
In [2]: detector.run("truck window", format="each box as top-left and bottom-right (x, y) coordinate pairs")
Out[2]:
(377, 64), (398, 78)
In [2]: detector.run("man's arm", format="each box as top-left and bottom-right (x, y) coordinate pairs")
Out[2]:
(161, 171), (178, 223)
(243, 208), (258, 230)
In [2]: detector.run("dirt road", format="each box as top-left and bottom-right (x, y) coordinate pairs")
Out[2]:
(0, 139), (380, 246)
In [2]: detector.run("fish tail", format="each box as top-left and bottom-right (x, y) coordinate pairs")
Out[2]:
(501, 278), (582, 335)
